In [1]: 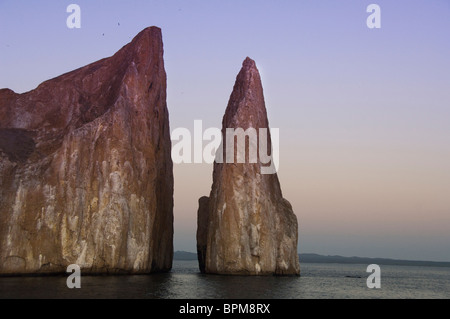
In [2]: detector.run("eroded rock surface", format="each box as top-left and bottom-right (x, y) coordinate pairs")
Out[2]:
(197, 58), (300, 276)
(0, 27), (173, 275)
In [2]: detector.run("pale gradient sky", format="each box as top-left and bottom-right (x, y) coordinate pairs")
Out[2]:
(1, 0), (449, 261)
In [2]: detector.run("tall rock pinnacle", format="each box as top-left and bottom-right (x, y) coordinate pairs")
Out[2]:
(197, 57), (300, 276)
(0, 27), (173, 275)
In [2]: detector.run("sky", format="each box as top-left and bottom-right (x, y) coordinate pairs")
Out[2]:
(1, 0), (449, 261)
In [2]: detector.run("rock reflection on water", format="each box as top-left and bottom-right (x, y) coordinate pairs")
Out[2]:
(0, 265), (299, 299)
(147, 274), (300, 299)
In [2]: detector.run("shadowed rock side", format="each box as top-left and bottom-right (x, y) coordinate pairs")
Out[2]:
(0, 27), (173, 275)
(196, 196), (210, 274)
(197, 58), (300, 276)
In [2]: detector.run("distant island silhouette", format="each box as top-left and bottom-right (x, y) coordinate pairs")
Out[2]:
(174, 251), (450, 268)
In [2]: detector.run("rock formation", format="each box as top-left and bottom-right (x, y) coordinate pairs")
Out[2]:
(197, 57), (300, 276)
(0, 27), (173, 275)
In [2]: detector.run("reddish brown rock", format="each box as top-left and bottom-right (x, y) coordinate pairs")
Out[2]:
(0, 27), (173, 275)
(197, 58), (300, 276)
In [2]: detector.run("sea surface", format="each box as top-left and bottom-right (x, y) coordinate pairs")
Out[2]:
(0, 261), (448, 299)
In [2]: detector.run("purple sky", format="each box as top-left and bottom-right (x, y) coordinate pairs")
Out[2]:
(1, 0), (449, 261)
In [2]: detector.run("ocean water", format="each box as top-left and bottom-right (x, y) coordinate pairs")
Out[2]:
(0, 261), (448, 299)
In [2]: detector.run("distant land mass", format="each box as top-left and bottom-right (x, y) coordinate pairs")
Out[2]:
(174, 251), (450, 268)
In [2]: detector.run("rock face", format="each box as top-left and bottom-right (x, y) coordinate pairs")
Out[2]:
(0, 27), (173, 275)
(197, 58), (300, 276)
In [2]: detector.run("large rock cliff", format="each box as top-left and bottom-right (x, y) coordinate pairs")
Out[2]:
(0, 27), (173, 275)
(197, 58), (300, 276)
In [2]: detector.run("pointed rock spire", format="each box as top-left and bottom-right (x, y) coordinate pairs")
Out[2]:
(197, 58), (300, 276)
